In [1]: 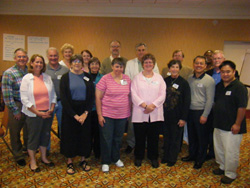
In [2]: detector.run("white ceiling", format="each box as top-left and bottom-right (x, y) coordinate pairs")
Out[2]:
(0, 0), (250, 19)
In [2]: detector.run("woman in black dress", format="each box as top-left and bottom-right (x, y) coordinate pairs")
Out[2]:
(162, 60), (191, 167)
(60, 54), (94, 175)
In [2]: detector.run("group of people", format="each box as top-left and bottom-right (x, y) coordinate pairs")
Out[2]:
(1, 40), (247, 185)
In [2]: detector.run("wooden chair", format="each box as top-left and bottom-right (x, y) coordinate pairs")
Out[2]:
(0, 106), (14, 155)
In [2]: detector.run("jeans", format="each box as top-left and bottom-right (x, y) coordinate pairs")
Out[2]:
(47, 101), (62, 151)
(99, 117), (127, 164)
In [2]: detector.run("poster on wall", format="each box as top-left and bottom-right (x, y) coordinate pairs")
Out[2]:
(28, 36), (49, 62)
(3, 34), (25, 61)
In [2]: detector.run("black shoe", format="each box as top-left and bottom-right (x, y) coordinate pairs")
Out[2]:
(134, 159), (142, 167)
(181, 156), (195, 162)
(193, 162), (203, 169)
(125, 146), (133, 154)
(213, 168), (224, 175)
(161, 158), (169, 164)
(151, 160), (159, 168)
(17, 159), (26, 166)
(29, 165), (41, 172)
(167, 162), (176, 167)
(221, 176), (235, 184)
(41, 160), (55, 167)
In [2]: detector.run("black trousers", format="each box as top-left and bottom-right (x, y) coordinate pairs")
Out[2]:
(163, 120), (184, 163)
(187, 110), (209, 164)
(133, 121), (162, 160)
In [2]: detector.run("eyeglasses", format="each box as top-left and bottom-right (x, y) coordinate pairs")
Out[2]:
(72, 60), (82, 64)
(17, 56), (27, 59)
(111, 45), (120, 48)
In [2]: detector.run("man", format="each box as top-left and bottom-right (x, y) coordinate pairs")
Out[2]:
(162, 50), (193, 80)
(124, 43), (159, 153)
(204, 50), (214, 71)
(213, 61), (248, 184)
(100, 40), (127, 75)
(2, 48), (28, 166)
(181, 56), (215, 169)
(45, 47), (69, 143)
(205, 50), (239, 160)
(206, 50), (239, 84)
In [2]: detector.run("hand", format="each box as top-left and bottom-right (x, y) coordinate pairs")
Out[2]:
(14, 113), (21, 120)
(178, 120), (186, 127)
(98, 115), (105, 127)
(47, 109), (54, 115)
(200, 116), (207, 124)
(143, 104), (156, 114)
(231, 124), (240, 134)
(38, 111), (51, 119)
(74, 115), (80, 122)
(78, 113), (87, 125)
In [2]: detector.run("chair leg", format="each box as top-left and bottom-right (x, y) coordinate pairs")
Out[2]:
(2, 137), (14, 156)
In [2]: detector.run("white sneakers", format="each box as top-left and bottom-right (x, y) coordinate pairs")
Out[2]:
(102, 160), (124, 172)
(115, 159), (124, 167)
(102, 164), (109, 172)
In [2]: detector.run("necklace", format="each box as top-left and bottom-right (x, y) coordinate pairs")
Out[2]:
(171, 76), (179, 85)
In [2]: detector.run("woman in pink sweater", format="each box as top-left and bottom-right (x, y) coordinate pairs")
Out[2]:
(131, 53), (166, 168)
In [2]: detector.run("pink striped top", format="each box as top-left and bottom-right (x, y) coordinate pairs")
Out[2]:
(33, 75), (49, 110)
(96, 73), (131, 119)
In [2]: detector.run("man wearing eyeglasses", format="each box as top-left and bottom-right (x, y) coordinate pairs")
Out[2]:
(2, 48), (29, 166)
(162, 50), (193, 80)
(100, 40), (127, 75)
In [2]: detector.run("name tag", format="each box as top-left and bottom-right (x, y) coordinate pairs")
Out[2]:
(152, 81), (159, 85)
(167, 72), (171, 76)
(57, 75), (62, 80)
(83, 76), (89, 81)
(225, 91), (231, 96)
(121, 79), (128, 85)
(173, 83), (179, 89)
(197, 83), (203, 87)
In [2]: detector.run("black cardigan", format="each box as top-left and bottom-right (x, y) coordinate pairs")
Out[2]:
(60, 72), (95, 117)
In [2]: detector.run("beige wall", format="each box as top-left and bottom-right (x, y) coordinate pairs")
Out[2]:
(0, 15), (250, 73)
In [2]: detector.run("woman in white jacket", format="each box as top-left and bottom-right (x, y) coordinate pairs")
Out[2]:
(20, 54), (56, 172)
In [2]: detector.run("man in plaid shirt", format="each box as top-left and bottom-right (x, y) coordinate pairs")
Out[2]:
(2, 48), (28, 166)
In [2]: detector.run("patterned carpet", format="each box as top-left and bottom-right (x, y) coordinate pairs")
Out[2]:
(0, 115), (250, 187)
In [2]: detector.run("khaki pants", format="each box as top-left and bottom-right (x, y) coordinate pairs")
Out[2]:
(7, 101), (28, 161)
(213, 128), (242, 179)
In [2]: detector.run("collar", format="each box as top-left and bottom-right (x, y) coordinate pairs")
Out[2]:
(223, 78), (238, 88)
(193, 72), (206, 79)
(47, 63), (61, 71)
(110, 55), (121, 62)
(14, 64), (28, 72)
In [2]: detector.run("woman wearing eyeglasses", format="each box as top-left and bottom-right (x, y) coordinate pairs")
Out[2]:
(60, 54), (94, 175)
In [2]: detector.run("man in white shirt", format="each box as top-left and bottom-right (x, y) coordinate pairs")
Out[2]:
(124, 43), (159, 153)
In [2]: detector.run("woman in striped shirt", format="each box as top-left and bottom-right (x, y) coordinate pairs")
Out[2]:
(96, 58), (131, 172)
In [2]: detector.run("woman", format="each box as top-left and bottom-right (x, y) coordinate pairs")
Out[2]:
(96, 58), (131, 172)
(81, 50), (93, 73)
(131, 53), (166, 168)
(59, 43), (74, 68)
(88, 57), (103, 159)
(60, 54), (94, 175)
(162, 60), (191, 167)
(20, 54), (56, 172)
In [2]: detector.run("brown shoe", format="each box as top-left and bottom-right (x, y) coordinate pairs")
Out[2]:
(221, 176), (235, 184)
(213, 168), (224, 175)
